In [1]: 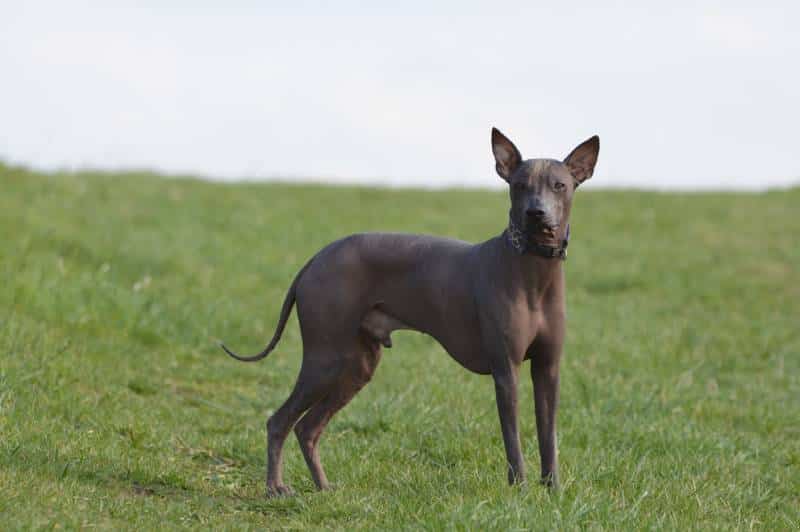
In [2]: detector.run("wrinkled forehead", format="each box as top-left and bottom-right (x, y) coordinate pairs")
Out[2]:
(515, 158), (571, 183)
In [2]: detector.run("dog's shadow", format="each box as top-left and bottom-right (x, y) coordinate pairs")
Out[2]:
(3, 443), (320, 518)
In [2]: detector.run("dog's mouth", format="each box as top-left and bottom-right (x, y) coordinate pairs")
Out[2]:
(538, 224), (558, 238)
(524, 220), (559, 238)
(510, 213), (562, 244)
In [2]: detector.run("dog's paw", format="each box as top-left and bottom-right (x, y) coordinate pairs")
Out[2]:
(266, 484), (295, 498)
(539, 474), (559, 490)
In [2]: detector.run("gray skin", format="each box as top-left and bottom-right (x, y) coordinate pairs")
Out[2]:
(222, 128), (600, 496)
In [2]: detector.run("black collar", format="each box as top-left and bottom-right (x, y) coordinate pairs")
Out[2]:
(504, 218), (569, 260)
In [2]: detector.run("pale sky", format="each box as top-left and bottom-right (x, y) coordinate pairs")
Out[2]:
(2, 1), (799, 189)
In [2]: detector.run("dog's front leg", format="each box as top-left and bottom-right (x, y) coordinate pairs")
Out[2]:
(491, 360), (525, 485)
(530, 338), (562, 489)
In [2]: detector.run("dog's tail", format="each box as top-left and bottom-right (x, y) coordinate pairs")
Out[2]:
(220, 259), (313, 363)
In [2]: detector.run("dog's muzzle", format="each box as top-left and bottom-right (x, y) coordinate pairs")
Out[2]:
(505, 217), (569, 260)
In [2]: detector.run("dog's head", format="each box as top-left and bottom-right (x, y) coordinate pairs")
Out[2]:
(492, 128), (599, 246)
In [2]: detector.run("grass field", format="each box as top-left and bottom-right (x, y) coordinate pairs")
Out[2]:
(1, 162), (799, 530)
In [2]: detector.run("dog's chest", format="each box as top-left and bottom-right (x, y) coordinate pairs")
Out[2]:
(500, 299), (545, 359)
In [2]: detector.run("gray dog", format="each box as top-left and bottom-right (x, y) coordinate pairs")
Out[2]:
(223, 128), (599, 496)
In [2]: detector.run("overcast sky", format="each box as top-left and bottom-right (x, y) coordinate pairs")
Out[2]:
(2, 1), (799, 189)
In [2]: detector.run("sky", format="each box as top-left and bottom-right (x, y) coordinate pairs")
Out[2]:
(1, 1), (799, 190)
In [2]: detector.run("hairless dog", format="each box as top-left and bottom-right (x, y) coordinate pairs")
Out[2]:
(222, 128), (600, 496)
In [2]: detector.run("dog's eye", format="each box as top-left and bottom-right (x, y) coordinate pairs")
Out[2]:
(554, 182), (566, 191)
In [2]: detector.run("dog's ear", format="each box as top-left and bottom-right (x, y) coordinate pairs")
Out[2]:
(491, 127), (522, 182)
(564, 135), (600, 186)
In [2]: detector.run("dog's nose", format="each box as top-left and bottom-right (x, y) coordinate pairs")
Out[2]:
(526, 207), (546, 218)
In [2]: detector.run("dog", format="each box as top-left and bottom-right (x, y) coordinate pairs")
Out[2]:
(222, 128), (599, 496)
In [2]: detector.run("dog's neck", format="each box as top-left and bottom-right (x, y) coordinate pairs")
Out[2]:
(484, 220), (565, 303)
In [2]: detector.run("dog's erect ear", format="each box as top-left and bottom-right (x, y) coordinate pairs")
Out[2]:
(491, 127), (522, 182)
(564, 135), (600, 186)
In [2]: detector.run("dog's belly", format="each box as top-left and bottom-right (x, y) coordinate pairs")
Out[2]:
(299, 232), (491, 374)
(359, 306), (491, 375)
(436, 338), (492, 374)
(353, 235), (490, 374)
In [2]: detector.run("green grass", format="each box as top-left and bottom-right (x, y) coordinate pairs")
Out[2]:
(1, 161), (798, 530)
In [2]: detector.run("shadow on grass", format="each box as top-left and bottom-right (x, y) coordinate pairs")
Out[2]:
(1, 445), (319, 518)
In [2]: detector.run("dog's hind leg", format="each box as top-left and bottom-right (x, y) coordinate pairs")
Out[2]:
(293, 379), (363, 490)
(265, 360), (339, 496)
(294, 335), (382, 490)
